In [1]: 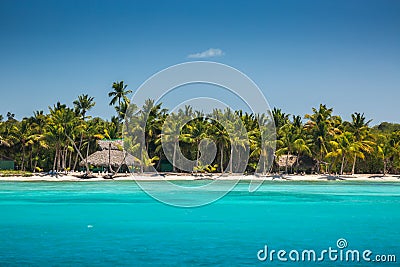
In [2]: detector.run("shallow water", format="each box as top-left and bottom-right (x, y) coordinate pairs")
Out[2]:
(0, 181), (399, 266)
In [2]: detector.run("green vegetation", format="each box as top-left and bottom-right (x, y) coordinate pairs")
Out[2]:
(0, 170), (33, 177)
(1, 82), (400, 175)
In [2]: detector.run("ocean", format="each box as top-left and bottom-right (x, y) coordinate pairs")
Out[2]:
(0, 181), (399, 266)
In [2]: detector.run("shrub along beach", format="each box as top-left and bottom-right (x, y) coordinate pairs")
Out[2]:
(0, 81), (400, 181)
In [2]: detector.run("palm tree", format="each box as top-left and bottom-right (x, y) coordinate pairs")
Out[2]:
(6, 112), (16, 122)
(47, 104), (89, 173)
(155, 113), (190, 172)
(0, 120), (10, 147)
(209, 119), (230, 173)
(348, 112), (374, 174)
(10, 119), (36, 171)
(115, 101), (129, 121)
(82, 119), (104, 172)
(73, 94), (95, 120)
(304, 104), (335, 173)
(72, 95), (95, 170)
(108, 81), (132, 116)
(180, 116), (209, 171)
(139, 99), (166, 155)
(293, 138), (311, 173)
(272, 108), (289, 130)
(28, 111), (48, 171)
(290, 115), (311, 173)
(375, 132), (400, 175)
(326, 131), (356, 175)
(275, 123), (292, 174)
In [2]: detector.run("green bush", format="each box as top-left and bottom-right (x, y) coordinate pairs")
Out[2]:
(0, 170), (33, 177)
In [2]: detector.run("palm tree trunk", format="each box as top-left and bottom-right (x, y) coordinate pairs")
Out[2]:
(229, 147), (233, 173)
(108, 143), (114, 176)
(68, 150), (72, 171)
(220, 144), (224, 173)
(29, 147), (33, 171)
(73, 134), (83, 171)
(383, 158), (387, 176)
(139, 141), (144, 173)
(238, 146), (242, 171)
(63, 148), (67, 172)
(86, 141), (90, 173)
(65, 134), (90, 174)
(340, 155), (345, 175)
(140, 146), (144, 173)
(173, 141), (177, 172)
(53, 148), (57, 172)
(57, 149), (61, 172)
(21, 145), (25, 171)
(316, 159), (321, 174)
(285, 153), (289, 174)
(351, 155), (357, 175)
(268, 154), (275, 174)
(263, 149), (267, 175)
(196, 141), (200, 172)
(114, 151), (128, 175)
(33, 160), (38, 173)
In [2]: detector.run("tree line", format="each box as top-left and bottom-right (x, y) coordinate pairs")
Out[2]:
(0, 81), (399, 175)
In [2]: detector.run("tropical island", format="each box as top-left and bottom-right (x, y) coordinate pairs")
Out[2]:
(0, 81), (400, 182)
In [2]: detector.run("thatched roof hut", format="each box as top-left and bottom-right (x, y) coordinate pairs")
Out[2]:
(98, 139), (123, 150)
(276, 154), (297, 167)
(82, 150), (138, 167)
(80, 140), (138, 167)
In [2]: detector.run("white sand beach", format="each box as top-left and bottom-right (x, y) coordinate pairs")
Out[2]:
(0, 173), (399, 182)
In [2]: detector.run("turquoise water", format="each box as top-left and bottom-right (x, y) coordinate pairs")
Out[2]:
(0, 181), (399, 266)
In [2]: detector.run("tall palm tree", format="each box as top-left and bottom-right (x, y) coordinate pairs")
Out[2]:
(115, 101), (129, 122)
(181, 116), (210, 171)
(47, 104), (89, 173)
(272, 108), (289, 130)
(28, 111), (48, 171)
(73, 94), (95, 120)
(10, 119), (36, 171)
(326, 131), (356, 175)
(72, 95), (95, 170)
(108, 81), (132, 115)
(348, 112), (374, 174)
(139, 99), (166, 155)
(276, 122), (294, 174)
(290, 115), (311, 173)
(209, 119), (230, 173)
(304, 104), (335, 173)
(249, 114), (276, 175)
(375, 132), (400, 175)
(156, 113), (188, 172)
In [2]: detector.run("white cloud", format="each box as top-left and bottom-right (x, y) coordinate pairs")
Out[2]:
(188, 48), (225, 58)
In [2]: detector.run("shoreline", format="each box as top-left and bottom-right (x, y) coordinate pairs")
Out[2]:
(0, 173), (399, 182)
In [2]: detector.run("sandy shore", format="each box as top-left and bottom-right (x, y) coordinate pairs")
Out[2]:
(0, 173), (399, 182)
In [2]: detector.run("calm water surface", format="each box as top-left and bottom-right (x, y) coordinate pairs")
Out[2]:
(0, 181), (399, 266)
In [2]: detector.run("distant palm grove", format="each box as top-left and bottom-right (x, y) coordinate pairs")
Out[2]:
(1, 81), (400, 175)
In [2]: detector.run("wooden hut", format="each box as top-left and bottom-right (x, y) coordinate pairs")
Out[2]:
(80, 140), (138, 172)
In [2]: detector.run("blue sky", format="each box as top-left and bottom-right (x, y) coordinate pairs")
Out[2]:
(0, 0), (399, 124)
